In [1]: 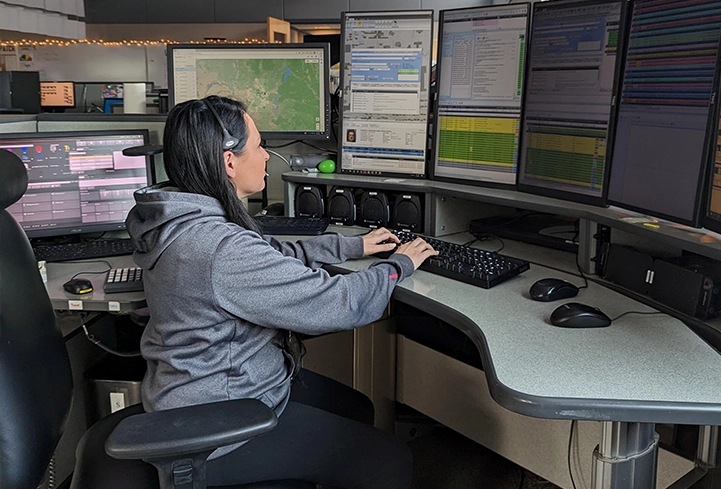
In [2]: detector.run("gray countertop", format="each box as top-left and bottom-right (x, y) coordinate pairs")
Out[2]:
(320, 227), (721, 425)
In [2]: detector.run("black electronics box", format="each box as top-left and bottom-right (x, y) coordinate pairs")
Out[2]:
(603, 244), (654, 295)
(0, 71), (41, 114)
(602, 243), (721, 320)
(649, 256), (721, 320)
(469, 213), (578, 253)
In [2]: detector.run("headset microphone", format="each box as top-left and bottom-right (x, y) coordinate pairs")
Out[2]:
(203, 99), (240, 151)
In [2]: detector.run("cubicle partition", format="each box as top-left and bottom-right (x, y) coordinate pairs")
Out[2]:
(0, 115), (37, 134)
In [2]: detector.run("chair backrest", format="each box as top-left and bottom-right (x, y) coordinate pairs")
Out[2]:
(0, 150), (73, 489)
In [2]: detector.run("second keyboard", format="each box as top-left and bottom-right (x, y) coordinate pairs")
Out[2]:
(390, 230), (530, 289)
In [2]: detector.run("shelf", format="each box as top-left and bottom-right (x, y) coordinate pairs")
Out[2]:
(282, 172), (721, 262)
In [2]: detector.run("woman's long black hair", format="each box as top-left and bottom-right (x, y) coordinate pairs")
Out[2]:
(163, 95), (263, 235)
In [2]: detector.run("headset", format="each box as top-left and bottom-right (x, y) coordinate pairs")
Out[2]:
(202, 98), (241, 152)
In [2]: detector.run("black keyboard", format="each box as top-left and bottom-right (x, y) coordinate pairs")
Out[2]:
(256, 216), (330, 235)
(33, 238), (136, 262)
(104, 267), (144, 293)
(389, 230), (530, 289)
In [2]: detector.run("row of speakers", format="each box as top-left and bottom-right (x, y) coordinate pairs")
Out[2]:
(295, 185), (424, 231)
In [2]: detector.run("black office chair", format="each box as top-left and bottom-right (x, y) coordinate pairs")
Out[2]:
(0, 150), (316, 489)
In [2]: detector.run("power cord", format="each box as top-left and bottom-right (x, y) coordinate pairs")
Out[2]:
(79, 312), (141, 358)
(568, 420), (577, 489)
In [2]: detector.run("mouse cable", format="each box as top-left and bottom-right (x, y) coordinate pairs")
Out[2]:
(517, 465), (525, 489)
(69, 269), (111, 281)
(264, 140), (300, 149)
(568, 419), (578, 489)
(575, 254), (589, 290)
(300, 140), (337, 154)
(610, 311), (665, 322)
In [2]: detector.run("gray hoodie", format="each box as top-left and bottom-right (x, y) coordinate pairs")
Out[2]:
(125, 184), (414, 420)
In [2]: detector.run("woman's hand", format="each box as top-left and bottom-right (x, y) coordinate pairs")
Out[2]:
(395, 238), (439, 270)
(362, 227), (400, 256)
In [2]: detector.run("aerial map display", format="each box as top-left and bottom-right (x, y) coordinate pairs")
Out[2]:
(195, 58), (323, 132)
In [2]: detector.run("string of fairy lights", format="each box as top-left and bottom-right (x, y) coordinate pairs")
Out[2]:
(0, 38), (273, 47)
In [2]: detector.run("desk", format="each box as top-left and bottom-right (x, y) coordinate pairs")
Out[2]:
(47, 254), (145, 314)
(45, 236), (721, 489)
(321, 229), (721, 489)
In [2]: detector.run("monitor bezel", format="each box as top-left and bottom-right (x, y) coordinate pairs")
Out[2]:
(429, 3), (531, 190)
(0, 129), (151, 239)
(39, 80), (76, 110)
(516, 0), (629, 208)
(606, 0), (721, 227)
(338, 9), (435, 179)
(166, 43), (332, 141)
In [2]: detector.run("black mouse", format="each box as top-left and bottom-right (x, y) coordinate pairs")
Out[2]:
(529, 278), (579, 302)
(63, 278), (93, 295)
(550, 302), (611, 328)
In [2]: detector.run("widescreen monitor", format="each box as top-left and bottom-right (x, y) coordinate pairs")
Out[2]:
(167, 43), (331, 140)
(3, 130), (151, 239)
(432, 3), (530, 188)
(517, 0), (627, 206)
(40, 81), (75, 109)
(339, 10), (434, 178)
(607, 0), (721, 226)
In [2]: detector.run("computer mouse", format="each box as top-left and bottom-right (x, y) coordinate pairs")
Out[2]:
(529, 278), (579, 302)
(63, 278), (93, 295)
(317, 159), (336, 173)
(550, 302), (611, 329)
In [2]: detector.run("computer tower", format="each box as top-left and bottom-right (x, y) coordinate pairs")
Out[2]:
(390, 193), (423, 232)
(294, 185), (325, 218)
(326, 187), (356, 226)
(357, 190), (390, 228)
(650, 257), (721, 319)
(602, 244), (654, 294)
(0, 71), (41, 114)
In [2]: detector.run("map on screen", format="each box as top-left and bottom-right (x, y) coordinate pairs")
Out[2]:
(195, 58), (323, 132)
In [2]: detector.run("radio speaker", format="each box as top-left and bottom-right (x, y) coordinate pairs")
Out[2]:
(358, 190), (389, 228)
(391, 194), (422, 232)
(650, 257), (721, 319)
(294, 185), (325, 218)
(326, 187), (355, 226)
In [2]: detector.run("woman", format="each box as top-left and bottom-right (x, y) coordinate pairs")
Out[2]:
(125, 95), (438, 488)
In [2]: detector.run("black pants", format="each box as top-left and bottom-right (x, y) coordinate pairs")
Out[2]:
(206, 369), (413, 489)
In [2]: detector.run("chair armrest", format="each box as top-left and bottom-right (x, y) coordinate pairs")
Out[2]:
(105, 399), (277, 460)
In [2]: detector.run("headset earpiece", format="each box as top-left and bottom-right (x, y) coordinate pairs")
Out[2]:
(203, 99), (240, 152)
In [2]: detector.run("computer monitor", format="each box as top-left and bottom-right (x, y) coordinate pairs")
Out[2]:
(517, 0), (627, 206)
(39, 81), (75, 110)
(702, 83), (721, 234)
(167, 43), (331, 140)
(3, 130), (151, 239)
(431, 3), (530, 188)
(607, 0), (721, 226)
(339, 10), (434, 178)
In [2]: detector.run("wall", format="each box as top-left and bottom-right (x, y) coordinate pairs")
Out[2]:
(85, 23), (267, 43)
(84, 0), (494, 23)
(0, 0), (85, 38)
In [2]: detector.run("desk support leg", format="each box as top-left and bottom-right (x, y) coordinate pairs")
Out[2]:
(591, 422), (659, 489)
(697, 426), (721, 488)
